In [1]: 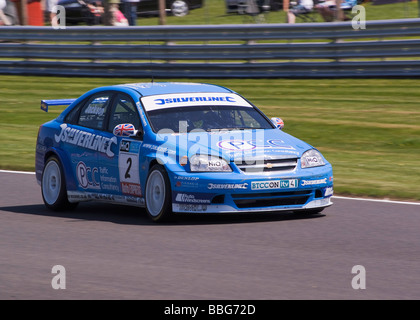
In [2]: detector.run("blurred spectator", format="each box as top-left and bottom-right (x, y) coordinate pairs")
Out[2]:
(315, 0), (357, 21)
(121, 0), (139, 26)
(0, 0), (12, 25)
(78, 0), (104, 25)
(5, 0), (18, 24)
(244, 0), (259, 15)
(44, 0), (58, 26)
(287, 0), (314, 23)
(110, 2), (128, 25)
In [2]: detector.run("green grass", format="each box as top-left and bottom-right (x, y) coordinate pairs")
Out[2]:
(1, 75), (419, 201)
(2, 2), (419, 201)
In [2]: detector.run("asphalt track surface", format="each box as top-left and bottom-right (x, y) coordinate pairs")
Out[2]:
(1, 171), (419, 300)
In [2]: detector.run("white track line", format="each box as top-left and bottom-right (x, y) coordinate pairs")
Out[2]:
(0, 169), (35, 175)
(1, 169), (419, 206)
(333, 195), (420, 206)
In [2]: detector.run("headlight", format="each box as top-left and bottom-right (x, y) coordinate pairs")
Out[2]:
(301, 149), (325, 168)
(190, 155), (232, 172)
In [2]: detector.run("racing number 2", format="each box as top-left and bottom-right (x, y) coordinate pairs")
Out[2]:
(125, 157), (132, 179)
(119, 152), (140, 188)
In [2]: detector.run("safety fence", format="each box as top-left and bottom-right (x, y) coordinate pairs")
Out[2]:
(1, 19), (420, 78)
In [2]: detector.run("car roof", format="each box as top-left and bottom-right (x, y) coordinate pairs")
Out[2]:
(115, 82), (234, 97)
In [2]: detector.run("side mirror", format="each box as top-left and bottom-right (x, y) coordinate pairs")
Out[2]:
(271, 117), (284, 130)
(113, 123), (140, 138)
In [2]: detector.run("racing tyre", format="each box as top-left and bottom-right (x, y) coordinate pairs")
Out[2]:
(145, 164), (172, 222)
(42, 156), (77, 211)
(303, 208), (325, 214)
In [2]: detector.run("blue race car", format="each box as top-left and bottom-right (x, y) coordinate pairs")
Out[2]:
(35, 82), (333, 222)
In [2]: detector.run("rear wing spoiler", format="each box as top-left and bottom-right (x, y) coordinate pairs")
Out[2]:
(41, 99), (77, 112)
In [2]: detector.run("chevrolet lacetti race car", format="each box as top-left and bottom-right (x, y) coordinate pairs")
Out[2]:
(35, 82), (333, 222)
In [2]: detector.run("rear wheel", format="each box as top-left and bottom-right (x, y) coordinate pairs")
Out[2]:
(42, 156), (77, 211)
(145, 164), (172, 222)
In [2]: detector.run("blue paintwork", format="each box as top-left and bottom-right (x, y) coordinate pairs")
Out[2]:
(36, 82), (333, 214)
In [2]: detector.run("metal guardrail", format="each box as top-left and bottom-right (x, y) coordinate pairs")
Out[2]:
(1, 19), (420, 78)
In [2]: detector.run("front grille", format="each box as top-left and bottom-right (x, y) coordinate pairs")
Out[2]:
(232, 190), (311, 209)
(234, 157), (298, 173)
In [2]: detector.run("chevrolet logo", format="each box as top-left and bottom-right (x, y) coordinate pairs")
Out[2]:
(266, 163), (273, 169)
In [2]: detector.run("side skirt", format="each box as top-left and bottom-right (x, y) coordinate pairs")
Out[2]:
(67, 191), (145, 207)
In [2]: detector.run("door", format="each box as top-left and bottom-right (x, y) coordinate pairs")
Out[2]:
(63, 91), (114, 194)
(99, 92), (144, 201)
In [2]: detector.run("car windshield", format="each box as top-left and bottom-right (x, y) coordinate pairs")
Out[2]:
(146, 105), (274, 133)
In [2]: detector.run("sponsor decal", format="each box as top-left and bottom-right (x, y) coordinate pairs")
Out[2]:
(324, 187), (334, 197)
(141, 93), (251, 111)
(305, 156), (322, 167)
(76, 162), (120, 192)
(218, 139), (295, 151)
(98, 166), (119, 192)
(175, 176), (199, 181)
(251, 179), (297, 190)
(154, 96), (236, 106)
(142, 143), (176, 155)
(207, 183), (248, 190)
(120, 140), (131, 152)
(301, 178), (328, 187)
(137, 101), (148, 127)
(68, 191), (145, 207)
(121, 182), (142, 197)
(174, 192), (212, 204)
(120, 140), (141, 153)
(54, 123), (117, 157)
(174, 176), (200, 188)
(176, 204), (208, 212)
(76, 161), (100, 190)
(175, 180), (199, 188)
(119, 141), (142, 197)
(85, 105), (105, 116)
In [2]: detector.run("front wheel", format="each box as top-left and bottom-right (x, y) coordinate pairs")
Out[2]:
(302, 208), (325, 215)
(145, 164), (172, 222)
(41, 156), (77, 211)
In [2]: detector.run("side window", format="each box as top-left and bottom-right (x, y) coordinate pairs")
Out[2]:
(64, 99), (85, 124)
(108, 94), (141, 132)
(77, 93), (112, 130)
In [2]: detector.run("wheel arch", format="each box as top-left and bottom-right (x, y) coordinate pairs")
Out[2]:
(43, 147), (77, 191)
(144, 161), (173, 222)
(148, 158), (159, 171)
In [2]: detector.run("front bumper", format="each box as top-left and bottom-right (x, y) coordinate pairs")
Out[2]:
(170, 164), (333, 213)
